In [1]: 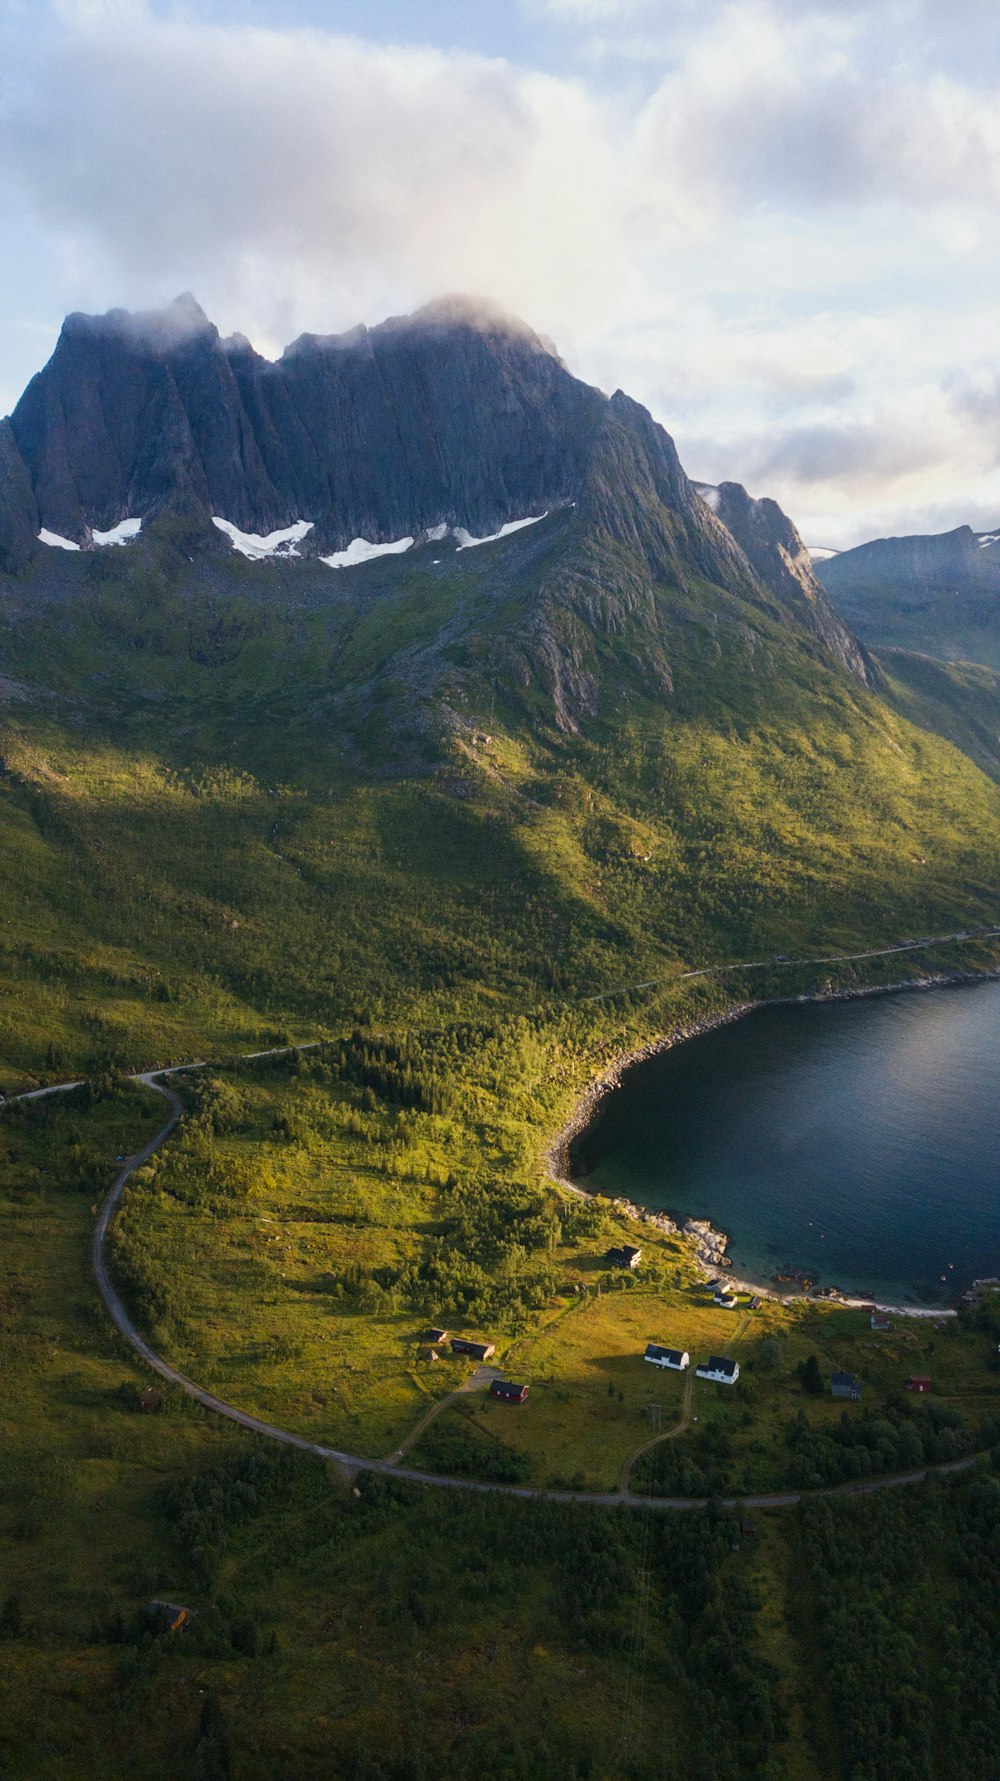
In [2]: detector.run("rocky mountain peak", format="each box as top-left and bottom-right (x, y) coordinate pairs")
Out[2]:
(695, 478), (878, 687)
(0, 290), (874, 694)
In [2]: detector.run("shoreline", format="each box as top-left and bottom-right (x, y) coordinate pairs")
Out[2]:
(546, 964), (1000, 1319)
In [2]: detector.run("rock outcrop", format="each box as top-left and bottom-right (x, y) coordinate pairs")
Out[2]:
(696, 479), (878, 687)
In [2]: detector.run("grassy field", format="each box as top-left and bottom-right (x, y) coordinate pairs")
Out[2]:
(99, 1053), (1000, 1500)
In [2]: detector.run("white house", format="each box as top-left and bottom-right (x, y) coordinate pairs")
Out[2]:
(695, 1355), (740, 1385)
(713, 1292), (738, 1309)
(644, 1343), (689, 1370)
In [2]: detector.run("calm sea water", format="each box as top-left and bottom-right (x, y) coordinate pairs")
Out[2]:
(570, 981), (1000, 1305)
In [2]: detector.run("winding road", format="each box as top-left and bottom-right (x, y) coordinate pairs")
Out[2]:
(70, 1056), (985, 1514)
(583, 924), (1000, 1005)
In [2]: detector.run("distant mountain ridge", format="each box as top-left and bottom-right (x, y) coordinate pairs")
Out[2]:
(815, 523), (1000, 669)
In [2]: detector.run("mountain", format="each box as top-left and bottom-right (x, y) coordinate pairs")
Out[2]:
(5, 292), (602, 552)
(1, 293), (997, 1064)
(815, 524), (1000, 667)
(0, 293), (879, 719)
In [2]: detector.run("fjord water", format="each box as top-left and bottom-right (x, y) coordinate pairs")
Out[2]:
(571, 982), (1000, 1304)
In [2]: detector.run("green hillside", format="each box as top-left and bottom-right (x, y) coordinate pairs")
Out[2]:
(1, 509), (998, 1085)
(4, 502), (1000, 1778)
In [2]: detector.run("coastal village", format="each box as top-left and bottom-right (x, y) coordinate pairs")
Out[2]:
(402, 1197), (1000, 1501)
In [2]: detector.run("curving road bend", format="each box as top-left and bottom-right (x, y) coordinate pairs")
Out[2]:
(82, 1066), (984, 1513)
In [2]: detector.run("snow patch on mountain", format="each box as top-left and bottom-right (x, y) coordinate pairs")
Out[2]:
(38, 529), (80, 551)
(321, 534), (415, 569)
(454, 512), (548, 550)
(212, 517), (313, 558)
(93, 518), (142, 546)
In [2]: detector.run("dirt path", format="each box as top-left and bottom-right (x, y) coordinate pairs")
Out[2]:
(618, 1367), (694, 1494)
(384, 1364), (503, 1465)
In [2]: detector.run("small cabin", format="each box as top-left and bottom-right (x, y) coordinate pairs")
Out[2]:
(490, 1379), (529, 1404)
(831, 1370), (863, 1401)
(427, 1327), (450, 1345)
(645, 1343), (689, 1371)
(906, 1376), (933, 1393)
(713, 1292), (738, 1309)
(606, 1245), (642, 1271)
(695, 1356), (740, 1385)
(870, 1311), (892, 1332)
(450, 1337), (496, 1361)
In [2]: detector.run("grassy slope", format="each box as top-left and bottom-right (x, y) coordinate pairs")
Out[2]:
(4, 519), (1000, 1775)
(0, 523), (999, 1084)
(880, 648), (1000, 785)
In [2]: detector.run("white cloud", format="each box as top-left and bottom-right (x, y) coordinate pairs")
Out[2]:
(0, 16), (627, 349)
(1, 0), (998, 545)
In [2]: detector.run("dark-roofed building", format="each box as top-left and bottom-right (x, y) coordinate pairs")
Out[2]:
(831, 1370), (863, 1400)
(490, 1379), (529, 1404)
(695, 1356), (740, 1385)
(450, 1337), (496, 1361)
(606, 1245), (642, 1270)
(644, 1343), (689, 1370)
(427, 1327), (449, 1345)
(906, 1376), (932, 1393)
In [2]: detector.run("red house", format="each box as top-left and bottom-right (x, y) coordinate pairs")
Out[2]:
(905, 1376), (932, 1393)
(490, 1380), (529, 1405)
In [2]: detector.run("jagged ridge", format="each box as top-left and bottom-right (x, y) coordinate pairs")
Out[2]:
(0, 292), (874, 696)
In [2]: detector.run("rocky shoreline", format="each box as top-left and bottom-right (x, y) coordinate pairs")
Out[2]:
(546, 965), (1000, 1319)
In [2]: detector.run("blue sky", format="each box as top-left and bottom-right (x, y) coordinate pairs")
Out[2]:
(2, 0), (999, 544)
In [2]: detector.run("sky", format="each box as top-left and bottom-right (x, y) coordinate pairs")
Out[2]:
(1, 0), (999, 546)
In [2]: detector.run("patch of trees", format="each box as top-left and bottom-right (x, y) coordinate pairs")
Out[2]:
(161, 1442), (307, 1589)
(324, 1033), (454, 1115)
(632, 1416), (736, 1499)
(181, 1451), (780, 1780)
(784, 1399), (999, 1492)
(799, 1459), (1000, 1779)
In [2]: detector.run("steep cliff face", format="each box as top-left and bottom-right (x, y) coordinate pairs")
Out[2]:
(581, 399), (759, 599)
(0, 420), (38, 572)
(8, 293), (604, 550)
(697, 480), (878, 687)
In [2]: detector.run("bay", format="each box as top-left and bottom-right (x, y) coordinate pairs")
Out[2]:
(569, 980), (1000, 1305)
